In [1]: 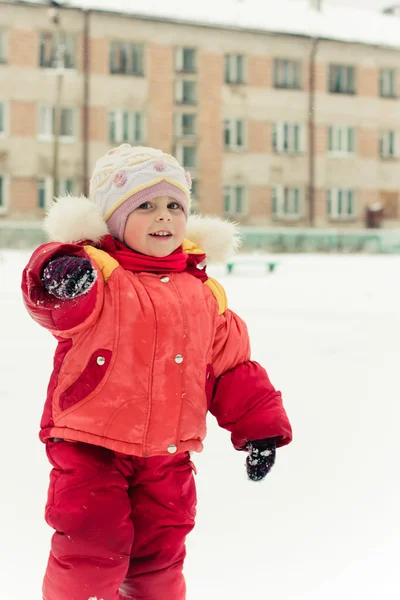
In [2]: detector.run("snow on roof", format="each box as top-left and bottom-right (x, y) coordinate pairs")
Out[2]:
(14, 0), (400, 49)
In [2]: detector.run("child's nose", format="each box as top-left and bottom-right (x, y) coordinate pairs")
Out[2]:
(155, 209), (172, 222)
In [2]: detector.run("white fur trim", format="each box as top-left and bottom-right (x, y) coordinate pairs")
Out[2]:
(44, 196), (240, 261)
(186, 214), (241, 262)
(44, 195), (109, 244)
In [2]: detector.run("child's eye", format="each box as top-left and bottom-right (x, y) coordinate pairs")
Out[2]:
(138, 202), (152, 209)
(168, 202), (182, 210)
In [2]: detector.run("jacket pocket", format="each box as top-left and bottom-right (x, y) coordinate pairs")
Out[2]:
(205, 364), (215, 411)
(59, 349), (112, 411)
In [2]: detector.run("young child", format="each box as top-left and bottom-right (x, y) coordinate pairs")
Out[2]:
(22, 144), (292, 600)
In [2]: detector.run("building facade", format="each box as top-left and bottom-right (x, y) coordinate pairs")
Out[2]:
(0, 0), (400, 228)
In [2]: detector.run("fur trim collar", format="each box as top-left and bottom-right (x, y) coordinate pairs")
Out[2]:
(44, 195), (240, 262)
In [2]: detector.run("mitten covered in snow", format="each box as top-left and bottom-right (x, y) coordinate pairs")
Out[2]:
(246, 438), (276, 482)
(42, 255), (97, 300)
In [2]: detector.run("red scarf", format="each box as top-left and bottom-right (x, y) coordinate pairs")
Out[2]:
(97, 235), (208, 282)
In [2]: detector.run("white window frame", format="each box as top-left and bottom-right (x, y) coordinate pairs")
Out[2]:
(380, 68), (396, 99)
(0, 29), (7, 64)
(273, 59), (302, 90)
(224, 119), (246, 150)
(225, 54), (245, 84)
(328, 189), (356, 220)
(0, 101), (7, 137)
(380, 130), (397, 158)
(38, 104), (76, 142)
(109, 41), (145, 76)
(223, 185), (247, 217)
(39, 32), (75, 69)
(328, 125), (355, 155)
(0, 173), (10, 215)
(38, 177), (75, 209)
(272, 186), (302, 220)
(175, 80), (197, 105)
(273, 122), (303, 154)
(109, 110), (146, 144)
(329, 64), (356, 95)
(174, 144), (197, 169)
(175, 47), (196, 73)
(174, 113), (196, 137)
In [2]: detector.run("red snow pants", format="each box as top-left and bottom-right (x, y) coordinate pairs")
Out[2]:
(42, 440), (197, 600)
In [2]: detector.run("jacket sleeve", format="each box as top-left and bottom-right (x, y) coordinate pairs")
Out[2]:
(21, 242), (104, 334)
(210, 309), (292, 450)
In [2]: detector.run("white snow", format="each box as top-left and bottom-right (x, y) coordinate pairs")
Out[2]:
(1, 250), (400, 599)
(23, 0), (400, 49)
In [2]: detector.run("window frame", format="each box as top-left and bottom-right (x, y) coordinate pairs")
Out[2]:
(39, 32), (75, 69)
(225, 54), (246, 85)
(109, 41), (145, 76)
(175, 47), (197, 73)
(0, 173), (9, 214)
(327, 188), (356, 220)
(273, 58), (302, 90)
(174, 112), (196, 137)
(175, 80), (197, 105)
(223, 185), (247, 217)
(380, 130), (397, 159)
(174, 143), (197, 169)
(329, 64), (356, 95)
(272, 185), (302, 220)
(0, 101), (6, 137)
(38, 177), (75, 209)
(273, 122), (303, 154)
(224, 119), (246, 150)
(0, 29), (7, 65)
(380, 68), (397, 99)
(109, 110), (146, 144)
(328, 125), (355, 155)
(38, 104), (77, 142)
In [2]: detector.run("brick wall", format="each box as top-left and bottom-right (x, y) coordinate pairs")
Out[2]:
(198, 52), (223, 214)
(8, 29), (37, 68)
(358, 129), (378, 158)
(147, 44), (173, 152)
(358, 67), (379, 97)
(10, 178), (37, 213)
(90, 38), (109, 75)
(88, 106), (108, 142)
(248, 120), (271, 153)
(248, 56), (271, 87)
(10, 101), (37, 137)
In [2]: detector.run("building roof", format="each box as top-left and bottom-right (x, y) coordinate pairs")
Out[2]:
(12, 0), (400, 49)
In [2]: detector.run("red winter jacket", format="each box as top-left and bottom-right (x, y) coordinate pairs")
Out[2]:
(22, 234), (292, 457)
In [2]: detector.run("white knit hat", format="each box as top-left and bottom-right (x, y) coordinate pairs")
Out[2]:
(89, 144), (192, 241)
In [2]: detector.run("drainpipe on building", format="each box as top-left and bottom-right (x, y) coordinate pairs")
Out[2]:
(307, 36), (319, 227)
(82, 10), (91, 196)
(48, 8), (65, 201)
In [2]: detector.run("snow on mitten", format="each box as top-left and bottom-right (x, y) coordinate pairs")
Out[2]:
(42, 255), (97, 300)
(246, 439), (276, 482)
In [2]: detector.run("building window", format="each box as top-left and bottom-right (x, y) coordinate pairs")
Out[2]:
(109, 111), (145, 144)
(224, 119), (245, 150)
(39, 32), (75, 68)
(329, 65), (356, 94)
(0, 30), (7, 64)
(110, 41), (144, 76)
(175, 80), (197, 105)
(272, 186), (302, 219)
(380, 130), (397, 158)
(175, 113), (196, 137)
(0, 175), (8, 213)
(273, 122), (303, 153)
(0, 102), (5, 136)
(273, 59), (302, 90)
(38, 178), (74, 208)
(328, 126), (355, 154)
(223, 185), (247, 217)
(380, 69), (396, 98)
(174, 144), (197, 168)
(38, 105), (76, 140)
(327, 189), (356, 220)
(175, 47), (196, 73)
(225, 54), (245, 84)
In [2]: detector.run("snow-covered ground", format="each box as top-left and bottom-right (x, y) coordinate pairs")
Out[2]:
(1, 250), (399, 599)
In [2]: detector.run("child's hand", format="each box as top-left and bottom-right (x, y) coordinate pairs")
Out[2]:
(246, 439), (276, 482)
(42, 255), (97, 300)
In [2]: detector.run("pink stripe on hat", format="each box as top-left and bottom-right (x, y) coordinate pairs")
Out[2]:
(106, 180), (189, 242)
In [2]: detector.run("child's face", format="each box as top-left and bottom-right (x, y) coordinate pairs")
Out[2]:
(124, 196), (187, 257)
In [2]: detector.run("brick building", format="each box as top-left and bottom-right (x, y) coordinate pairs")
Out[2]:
(0, 0), (400, 228)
